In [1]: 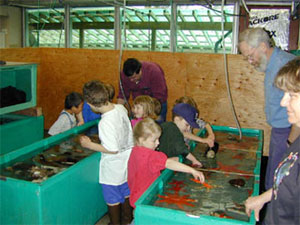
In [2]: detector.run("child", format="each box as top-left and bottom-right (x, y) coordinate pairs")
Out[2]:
(79, 80), (133, 225)
(152, 97), (162, 124)
(128, 117), (204, 209)
(82, 83), (115, 135)
(158, 103), (203, 167)
(131, 95), (156, 128)
(48, 92), (84, 136)
(105, 83), (115, 102)
(174, 96), (215, 148)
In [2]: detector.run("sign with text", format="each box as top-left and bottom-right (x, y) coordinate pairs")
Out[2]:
(249, 9), (290, 50)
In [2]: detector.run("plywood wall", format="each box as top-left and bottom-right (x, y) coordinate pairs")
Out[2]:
(0, 48), (270, 155)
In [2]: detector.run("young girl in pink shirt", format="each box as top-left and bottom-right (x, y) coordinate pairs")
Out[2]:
(128, 118), (205, 211)
(131, 95), (157, 128)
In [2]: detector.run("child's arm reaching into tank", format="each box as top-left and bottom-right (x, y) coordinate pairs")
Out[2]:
(76, 112), (84, 126)
(79, 135), (118, 154)
(183, 131), (214, 147)
(205, 123), (215, 142)
(165, 158), (205, 182)
(183, 122), (215, 147)
(186, 153), (202, 167)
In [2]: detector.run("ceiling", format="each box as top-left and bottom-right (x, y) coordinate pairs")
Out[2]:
(0, 0), (295, 8)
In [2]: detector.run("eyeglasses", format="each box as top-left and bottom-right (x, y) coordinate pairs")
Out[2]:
(129, 73), (141, 83)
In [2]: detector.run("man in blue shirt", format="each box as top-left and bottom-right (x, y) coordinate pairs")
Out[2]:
(238, 28), (299, 190)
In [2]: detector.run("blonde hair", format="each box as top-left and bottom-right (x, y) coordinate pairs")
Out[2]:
(133, 95), (156, 119)
(133, 118), (161, 145)
(174, 96), (198, 109)
(275, 57), (300, 93)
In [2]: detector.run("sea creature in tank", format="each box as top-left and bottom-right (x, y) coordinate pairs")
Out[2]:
(204, 142), (219, 158)
(210, 210), (234, 219)
(227, 133), (240, 142)
(29, 166), (57, 183)
(157, 193), (197, 210)
(33, 151), (84, 167)
(228, 178), (245, 188)
(1, 161), (59, 182)
(3, 162), (34, 180)
(190, 178), (214, 191)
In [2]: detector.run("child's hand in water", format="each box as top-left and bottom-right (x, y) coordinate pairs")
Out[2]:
(191, 170), (205, 183)
(191, 159), (202, 168)
(204, 138), (214, 147)
(79, 135), (92, 148)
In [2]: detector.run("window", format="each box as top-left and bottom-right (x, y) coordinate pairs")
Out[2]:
(176, 5), (234, 53)
(25, 3), (235, 53)
(26, 8), (65, 47)
(71, 7), (115, 49)
(121, 6), (171, 52)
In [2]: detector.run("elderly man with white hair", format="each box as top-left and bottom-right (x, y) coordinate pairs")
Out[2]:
(238, 28), (299, 190)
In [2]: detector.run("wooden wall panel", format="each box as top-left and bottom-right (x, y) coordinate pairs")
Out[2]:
(39, 48), (121, 129)
(0, 48), (271, 155)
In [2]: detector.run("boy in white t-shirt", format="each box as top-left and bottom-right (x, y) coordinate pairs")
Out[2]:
(80, 80), (134, 225)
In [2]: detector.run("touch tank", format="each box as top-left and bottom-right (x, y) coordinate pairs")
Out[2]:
(0, 120), (107, 225)
(134, 125), (263, 225)
(0, 62), (44, 155)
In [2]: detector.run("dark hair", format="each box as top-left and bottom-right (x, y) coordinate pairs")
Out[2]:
(123, 58), (142, 77)
(83, 80), (109, 107)
(105, 83), (115, 102)
(65, 92), (83, 109)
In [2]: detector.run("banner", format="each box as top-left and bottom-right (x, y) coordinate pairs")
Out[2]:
(249, 9), (290, 50)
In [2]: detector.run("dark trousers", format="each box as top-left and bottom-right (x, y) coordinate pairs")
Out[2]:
(265, 127), (291, 190)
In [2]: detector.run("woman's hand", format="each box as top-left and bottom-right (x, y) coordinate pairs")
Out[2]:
(245, 189), (272, 221)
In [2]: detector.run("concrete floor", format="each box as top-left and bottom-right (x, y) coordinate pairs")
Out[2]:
(95, 213), (110, 225)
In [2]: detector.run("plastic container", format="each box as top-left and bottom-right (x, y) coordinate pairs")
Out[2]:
(0, 114), (44, 156)
(0, 120), (107, 225)
(134, 125), (263, 225)
(0, 62), (37, 115)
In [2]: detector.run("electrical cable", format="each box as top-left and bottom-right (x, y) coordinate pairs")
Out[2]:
(118, 0), (133, 118)
(96, 0), (149, 17)
(241, 0), (250, 14)
(193, 0), (246, 17)
(31, 0), (61, 47)
(37, 0), (40, 46)
(221, 0), (242, 140)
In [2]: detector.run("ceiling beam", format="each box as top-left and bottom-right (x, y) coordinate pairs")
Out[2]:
(30, 21), (232, 30)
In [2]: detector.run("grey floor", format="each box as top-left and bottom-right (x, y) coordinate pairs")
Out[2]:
(95, 213), (110, 225)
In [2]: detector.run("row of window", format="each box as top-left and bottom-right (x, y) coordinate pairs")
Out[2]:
(26, 4), (235, 53)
